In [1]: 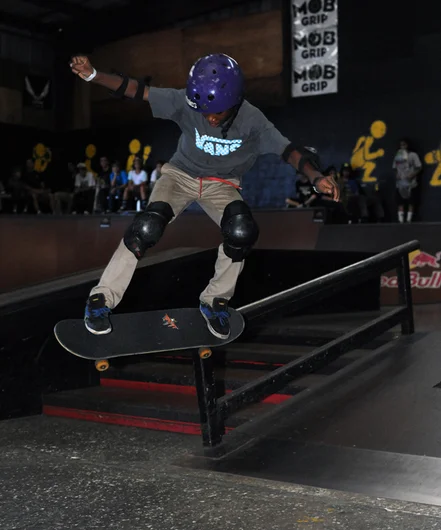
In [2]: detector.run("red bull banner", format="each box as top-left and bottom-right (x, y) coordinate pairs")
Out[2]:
(381, 249), (441, 304)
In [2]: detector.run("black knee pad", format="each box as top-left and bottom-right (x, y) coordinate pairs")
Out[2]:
(124, 201), (174, 259)
(221, 200), (259, 262)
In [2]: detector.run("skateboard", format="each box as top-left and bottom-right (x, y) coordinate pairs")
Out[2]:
(54, 307), (245, 372)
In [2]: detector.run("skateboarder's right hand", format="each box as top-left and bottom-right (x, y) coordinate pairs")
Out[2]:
(70, 56), (95, 81)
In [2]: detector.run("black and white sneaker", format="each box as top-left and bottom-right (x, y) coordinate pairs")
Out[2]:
(199, 297), (230, 339)
(84, 293), (112, 335)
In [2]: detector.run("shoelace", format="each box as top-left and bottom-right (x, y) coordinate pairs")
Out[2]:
(90, 307), (111, 319)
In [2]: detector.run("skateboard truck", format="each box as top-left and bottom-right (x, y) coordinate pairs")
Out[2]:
(93, 349), (211, 372)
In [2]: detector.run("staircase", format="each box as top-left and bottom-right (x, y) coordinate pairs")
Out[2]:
(43, 313), (392, 436)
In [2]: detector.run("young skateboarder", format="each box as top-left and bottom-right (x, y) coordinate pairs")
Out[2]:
(70, 53), (339, 339)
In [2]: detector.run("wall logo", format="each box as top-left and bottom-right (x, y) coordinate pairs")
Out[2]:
(195, 128), (242, 156)
(24, 75), (51, 109)
(424, 144), (441, 187)
(126, 139), (152, 172)
(381, 250), (441, 289)
(350, 120), (386, 183)
(32, 143), (51, 173)
(84, 144), (97, 177)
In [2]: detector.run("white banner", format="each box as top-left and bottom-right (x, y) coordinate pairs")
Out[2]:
(291, 0), (338, 98)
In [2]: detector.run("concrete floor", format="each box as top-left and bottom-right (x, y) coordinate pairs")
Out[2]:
(1, 304), (440, 529)
(2, 415), (441, 530)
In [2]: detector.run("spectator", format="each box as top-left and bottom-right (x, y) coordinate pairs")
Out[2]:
(95, 156), (112, 213)
(285, 172), (346, 223)
(356, 173), (385, 223)
(324, 166), (339, 180)
(53, 162), (76, 214)
(338, 163), (367, 222)
(149, 160), (166, 195)
(108, 161), (128, 212)
(7, 167), (30, 213)
(0, 178), (5, 213)
(23, 158), (53, 214)
(72, 162), (95, 214)
(122, 157), (148, 210)
(285, 173), (317, 208)
(393, 138), (422, 223)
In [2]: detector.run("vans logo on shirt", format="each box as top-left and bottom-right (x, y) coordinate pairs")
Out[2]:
(195, 128), (242, 156)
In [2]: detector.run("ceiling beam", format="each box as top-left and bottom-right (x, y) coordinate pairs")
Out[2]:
(0, 11), (53, 37)
(61, 0), (252, 50)
(22, 0), (94, 19)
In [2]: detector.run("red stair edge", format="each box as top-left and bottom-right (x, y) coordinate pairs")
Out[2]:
(100, 378), (292, 405)
(43, 404), (234, 435)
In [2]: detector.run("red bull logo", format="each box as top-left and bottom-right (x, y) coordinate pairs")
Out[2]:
(382, 249), (441, 290)
(408, 250), (441, 269)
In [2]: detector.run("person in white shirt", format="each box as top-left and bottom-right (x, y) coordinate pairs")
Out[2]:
(72, 162), (95, 214)
(149, 160), (165, 194)
(121, 157), (147, 210)
(393, 138), (422, 223)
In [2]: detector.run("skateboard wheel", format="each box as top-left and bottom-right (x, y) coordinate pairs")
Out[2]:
(95, 359), (109, 372)
(199, 348), (212, 359)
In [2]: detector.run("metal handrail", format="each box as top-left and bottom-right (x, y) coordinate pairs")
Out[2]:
(192, 240), (419, 450)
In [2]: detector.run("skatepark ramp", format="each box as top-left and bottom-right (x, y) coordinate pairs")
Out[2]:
(192, 240), (419, 454)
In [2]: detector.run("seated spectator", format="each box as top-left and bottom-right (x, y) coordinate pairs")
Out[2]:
(339, 163), (369, 222)
(0, 178), (8, 213)
(95, 155), (112, 214)
(324, 166), (339, 180)
(108, 161), (128, 212)
(7, 167), (30, 213)
(72, 163), (95, 214)
(359, 180), (385, 223)
(122, 157), (148, 210)
(286, 172), (347, 223)
(393, 138), (422, 223)
(149, 160), (165, 195)
(23, 158), (53, 214)
(285, 173), (318, 208)
(53, 162), (76, 214)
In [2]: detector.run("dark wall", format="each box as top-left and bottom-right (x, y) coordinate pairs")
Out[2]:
(255, 0), (441, 221)
(3, 0), (441, 221)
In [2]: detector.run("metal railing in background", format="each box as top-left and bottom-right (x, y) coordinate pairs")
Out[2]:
(192, 240), (419, 451)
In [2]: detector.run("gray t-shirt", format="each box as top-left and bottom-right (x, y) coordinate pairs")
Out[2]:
(148, 87), (291, 181)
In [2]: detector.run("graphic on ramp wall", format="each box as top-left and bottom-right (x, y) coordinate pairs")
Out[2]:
(350, 120), (386, 183)
(32, 143), (51, 173)
(424, 143), (441, 187)
(84, 144), (97, 176)
(126, 139), (152, 171)
(382, 250), (441, 291)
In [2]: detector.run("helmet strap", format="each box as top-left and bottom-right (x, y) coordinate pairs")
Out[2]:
(220, 99), (243, 139)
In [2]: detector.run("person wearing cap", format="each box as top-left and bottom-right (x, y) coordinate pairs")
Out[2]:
(70, 54), (340, 338)
(72, 162), (95, 214)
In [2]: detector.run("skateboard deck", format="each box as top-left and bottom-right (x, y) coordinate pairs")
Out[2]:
(54, 307), (244, 370)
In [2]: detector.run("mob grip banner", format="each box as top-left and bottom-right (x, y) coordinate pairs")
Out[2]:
(291, 0), (338, 98)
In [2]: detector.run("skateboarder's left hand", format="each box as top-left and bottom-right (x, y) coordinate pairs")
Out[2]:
(313, 175), (340, 201)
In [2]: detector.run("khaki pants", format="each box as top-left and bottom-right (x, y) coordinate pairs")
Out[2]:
(90, 163), (246, 308)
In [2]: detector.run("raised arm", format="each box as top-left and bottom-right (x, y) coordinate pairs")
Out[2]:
(70, 56), (149, 101)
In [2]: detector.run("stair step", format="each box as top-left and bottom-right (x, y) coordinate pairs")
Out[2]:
(102, 344), (368, 390)
(42, 386), (274, 433)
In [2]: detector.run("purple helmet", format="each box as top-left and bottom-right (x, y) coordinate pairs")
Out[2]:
(186, 53), (244, 113)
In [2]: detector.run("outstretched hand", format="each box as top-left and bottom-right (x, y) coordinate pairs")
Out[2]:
(314, 175), (340, 201)
(70, 56), (94, 80)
